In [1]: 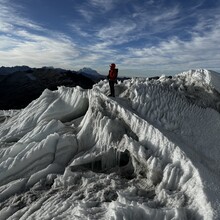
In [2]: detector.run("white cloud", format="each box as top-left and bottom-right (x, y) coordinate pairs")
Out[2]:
(0, 32), (80, 68)
(88, 3), (182, 49)
(97, 19), (137, 45)
(75, 0), (117, 22)
(0, 0), (220, 74)
(77, 8), (95, 22)
(151, 6), (180, 23)
(70, 24), (91, 38)
(0, 1), (82, 69)
(90, 0), (116, 11)
(0, 0), (43, 33)
(123, 24), (220, 70)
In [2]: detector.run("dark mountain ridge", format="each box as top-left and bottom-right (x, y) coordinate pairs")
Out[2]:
(0, 67), (96, 110)
(0, 65), (31, 75)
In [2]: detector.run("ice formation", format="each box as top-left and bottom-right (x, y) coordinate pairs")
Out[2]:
(0, 69), (220, 220)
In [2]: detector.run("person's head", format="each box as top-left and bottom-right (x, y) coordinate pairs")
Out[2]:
(110, 63), (116, 69)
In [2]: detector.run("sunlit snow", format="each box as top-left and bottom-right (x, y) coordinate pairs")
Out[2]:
(0, 69), (220, 220)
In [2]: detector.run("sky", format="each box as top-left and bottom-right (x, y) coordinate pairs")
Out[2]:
(0, 0), (220, 77)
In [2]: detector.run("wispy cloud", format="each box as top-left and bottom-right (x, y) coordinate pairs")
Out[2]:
(0, 32), (80, 68)
(0, 0), (81, 68)
(0, 0), (43, 33)
(0, 0), (220, 74)
(96, 19), (137, 45)
(77, 8), (95, 23)
(123, 22), (220, 70)
(70, 23), (91, 38)
(89, 1), (220, 72)
(72, 1), (183, 49)
(90, 0), (116, 11)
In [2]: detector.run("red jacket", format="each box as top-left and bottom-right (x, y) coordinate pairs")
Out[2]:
(108, 68), (118, 81)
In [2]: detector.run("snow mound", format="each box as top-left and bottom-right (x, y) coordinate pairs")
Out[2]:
(177, 69), (220, 94)
(0, 69), (220, 220)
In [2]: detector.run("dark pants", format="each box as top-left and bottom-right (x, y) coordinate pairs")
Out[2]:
(109, 80), (115, 97)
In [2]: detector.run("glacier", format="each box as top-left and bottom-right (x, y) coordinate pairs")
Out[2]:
(0, 69), (220, 220)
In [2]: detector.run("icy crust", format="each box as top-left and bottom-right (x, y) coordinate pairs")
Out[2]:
(177, 69), (220, 94)
(0, 69), (220, 219)
(175, 69), (220, 111)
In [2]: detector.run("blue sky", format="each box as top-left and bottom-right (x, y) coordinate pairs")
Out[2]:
(0, 0), (220, 76)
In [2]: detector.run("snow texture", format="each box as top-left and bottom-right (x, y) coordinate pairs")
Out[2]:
(0, 69), (220, 220)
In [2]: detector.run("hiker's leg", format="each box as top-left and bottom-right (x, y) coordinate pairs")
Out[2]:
(109, 81), (115, 97)
(109, 81), (115, 96)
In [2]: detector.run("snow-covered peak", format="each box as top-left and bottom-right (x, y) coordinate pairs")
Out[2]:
(78, 67), (100, 76)
(0, 70), (220, 219)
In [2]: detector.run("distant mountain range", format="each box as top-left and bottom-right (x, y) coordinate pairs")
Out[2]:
(0, 65), (31, 75)
(0, 66), (103, 77)
(0, 66), (100, 110)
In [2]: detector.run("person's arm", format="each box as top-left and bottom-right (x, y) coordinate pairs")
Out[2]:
(115, 69), (118, 78)
(115, 69), (118, 83)
(107, 70), (110, 79)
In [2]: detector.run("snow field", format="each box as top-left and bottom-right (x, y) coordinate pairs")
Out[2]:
(0, 69), (220, 219)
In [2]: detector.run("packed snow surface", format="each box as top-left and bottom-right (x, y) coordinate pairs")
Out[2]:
(0, 69), (220, 220)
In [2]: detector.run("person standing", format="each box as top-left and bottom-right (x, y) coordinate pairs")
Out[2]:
(107, 63), (118, 97)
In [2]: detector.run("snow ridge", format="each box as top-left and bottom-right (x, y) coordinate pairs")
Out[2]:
(0, 69), (220, 219)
